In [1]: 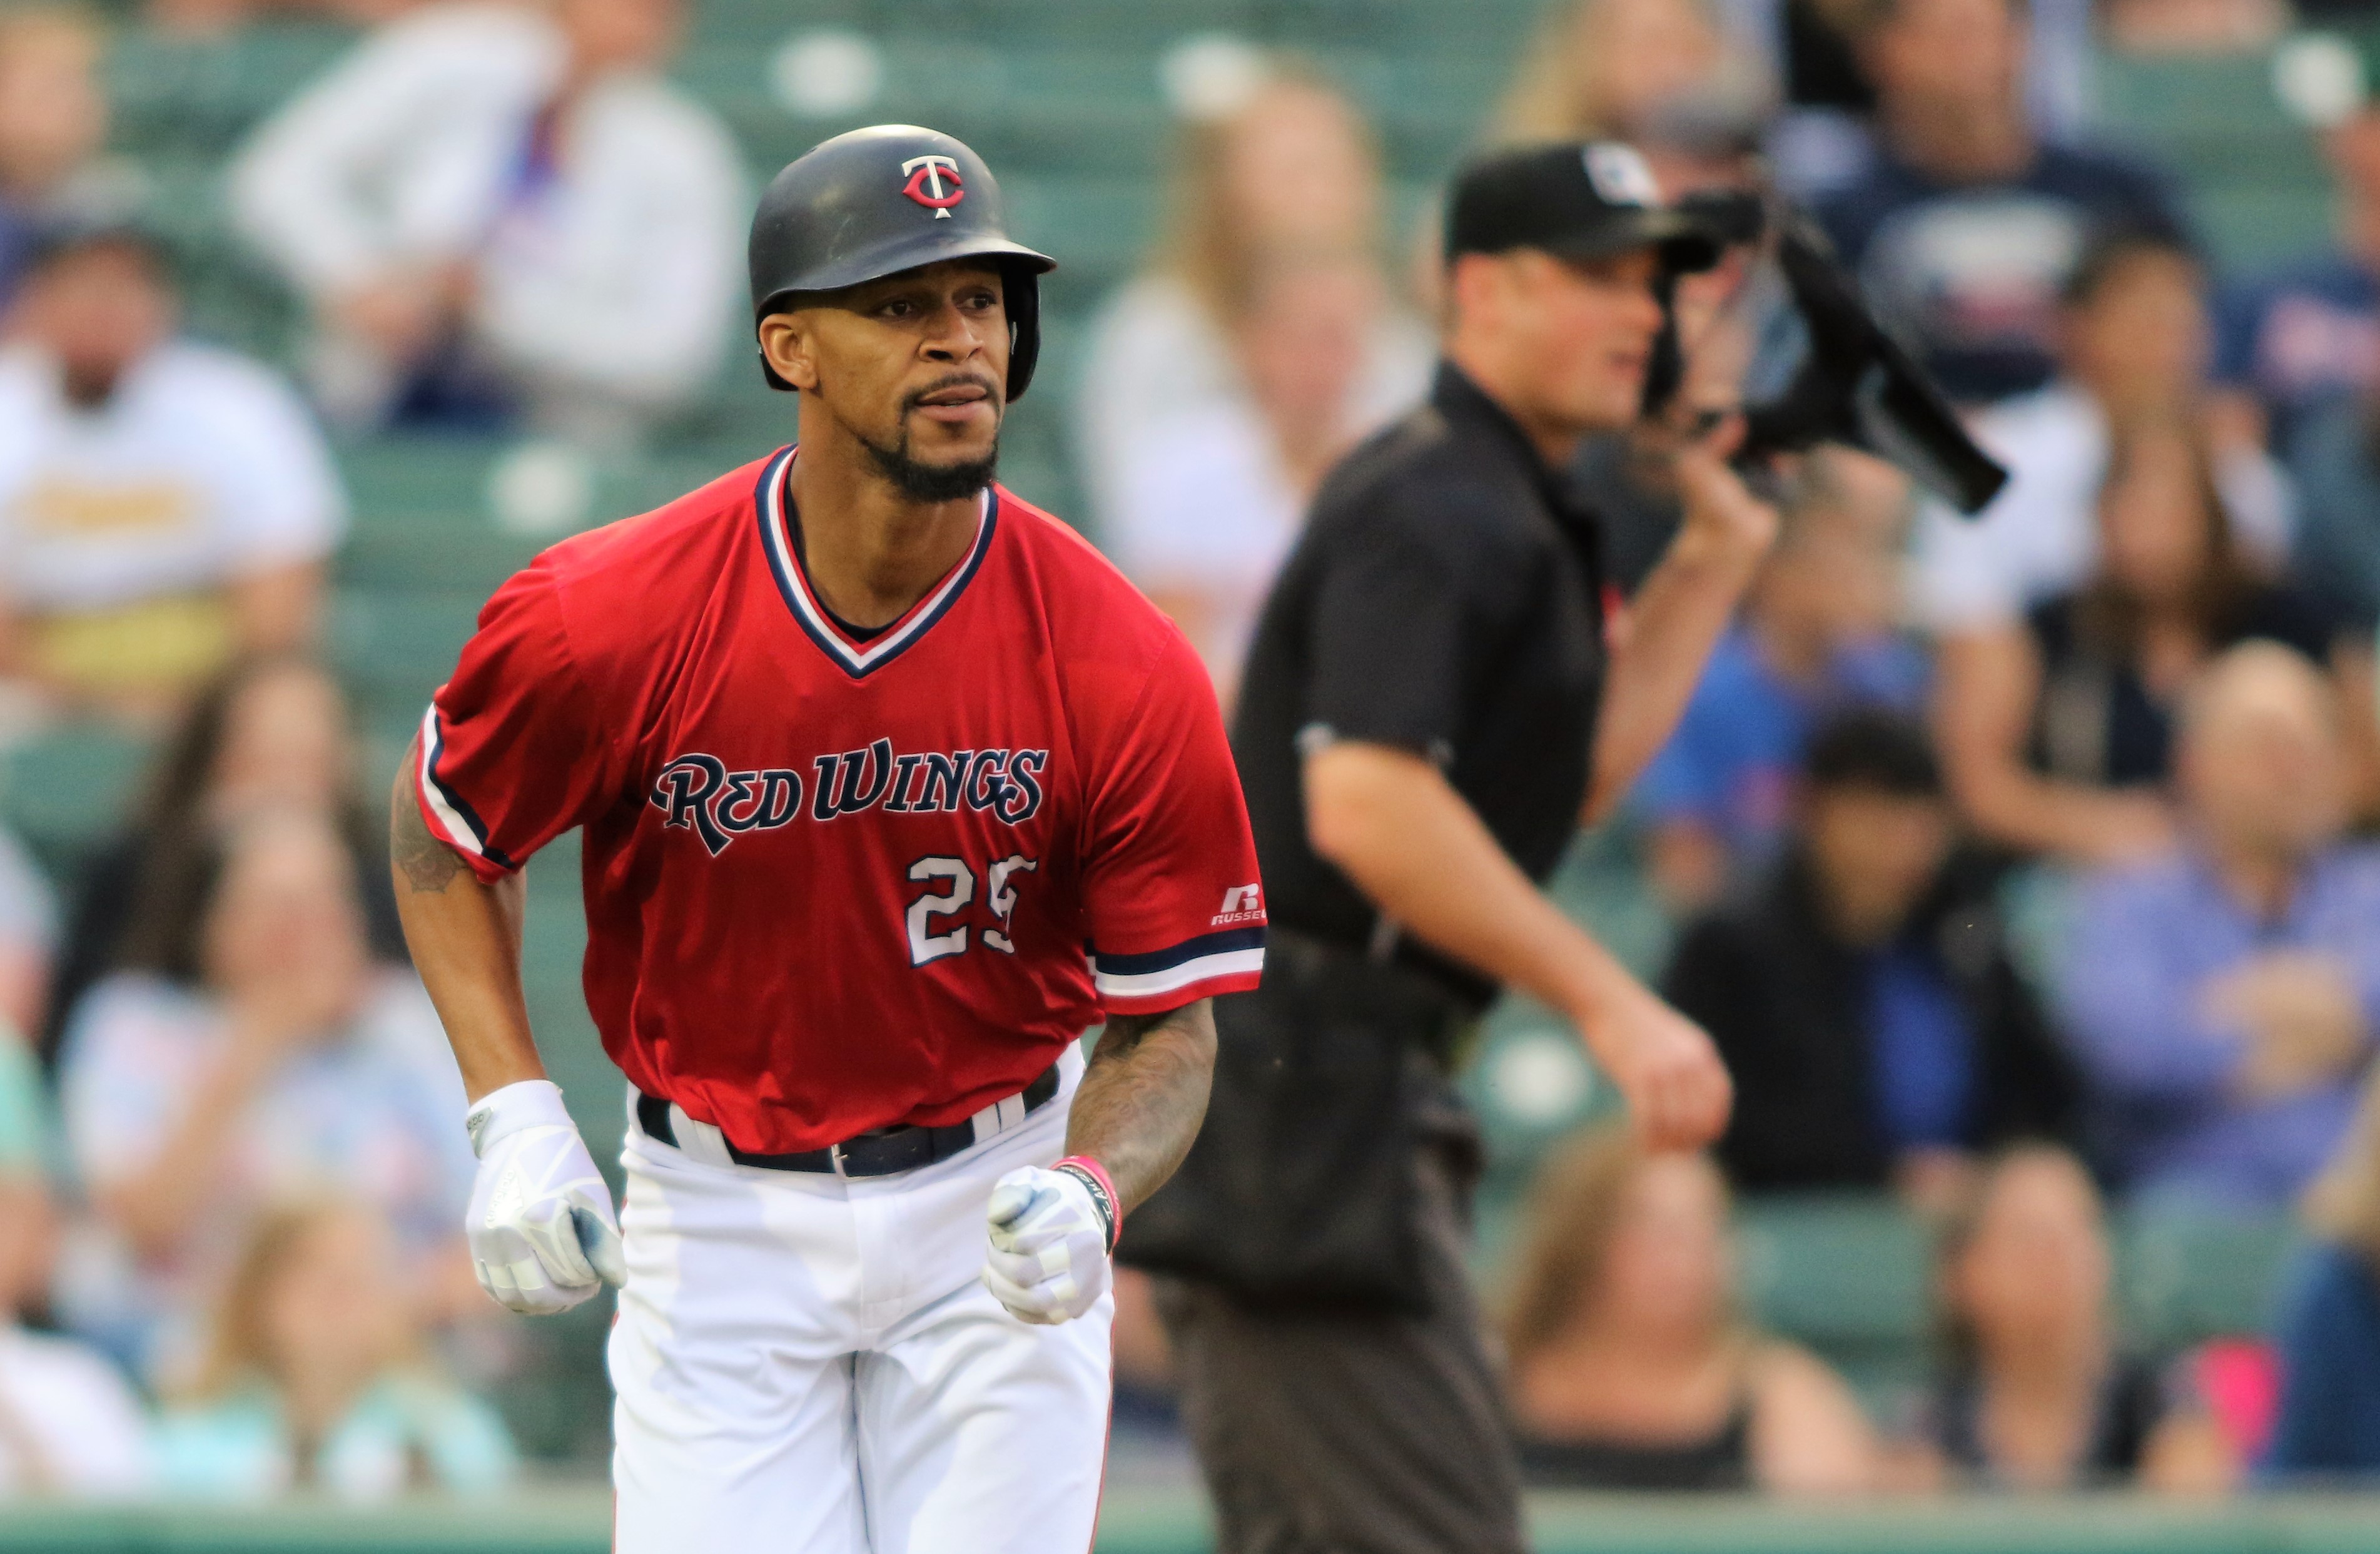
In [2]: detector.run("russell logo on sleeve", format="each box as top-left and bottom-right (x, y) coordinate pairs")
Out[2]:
(1213, 884), (1265, 927)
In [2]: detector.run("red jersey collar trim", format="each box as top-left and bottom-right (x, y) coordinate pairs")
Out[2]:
(754, 446), (998, 680)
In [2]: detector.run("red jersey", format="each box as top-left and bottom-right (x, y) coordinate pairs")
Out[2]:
(415, 448), (1265, 1154)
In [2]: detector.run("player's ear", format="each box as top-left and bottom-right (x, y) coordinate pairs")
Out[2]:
(759, 312), (821, 394)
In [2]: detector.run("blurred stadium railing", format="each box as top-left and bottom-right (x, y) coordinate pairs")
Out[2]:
(2, 1489), (2378, 1553)
(0, 0), (2362, 1496)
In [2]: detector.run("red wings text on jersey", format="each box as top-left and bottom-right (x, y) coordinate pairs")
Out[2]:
(416, 447), (1265, 1154)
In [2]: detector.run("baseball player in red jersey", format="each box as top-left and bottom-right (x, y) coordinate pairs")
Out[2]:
(387, 125), (1263, 1551)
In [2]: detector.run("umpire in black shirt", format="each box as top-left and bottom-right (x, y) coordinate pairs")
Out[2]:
(1121, 143), (1778, 1553)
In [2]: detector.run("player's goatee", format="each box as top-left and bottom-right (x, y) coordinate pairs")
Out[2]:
(863, 433), (998, 502)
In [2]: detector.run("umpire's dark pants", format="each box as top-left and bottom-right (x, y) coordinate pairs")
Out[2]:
(1153, 1142), (1527, 1554)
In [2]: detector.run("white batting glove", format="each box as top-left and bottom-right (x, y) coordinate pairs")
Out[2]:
(463, 1079), (625, 1316)
(981, 1162), (1115, 1325)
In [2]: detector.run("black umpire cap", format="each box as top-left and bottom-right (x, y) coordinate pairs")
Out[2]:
(1446, 141), (1722, 275)
(748, 124), (1056, 402)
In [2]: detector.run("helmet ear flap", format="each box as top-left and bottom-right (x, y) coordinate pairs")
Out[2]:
(1003, 262), (1041, 403)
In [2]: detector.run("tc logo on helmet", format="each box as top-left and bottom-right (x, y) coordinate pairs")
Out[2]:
(900, 155), (965, 218)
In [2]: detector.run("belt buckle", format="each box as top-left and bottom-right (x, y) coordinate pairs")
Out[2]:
(828, 1140), (849, 1179)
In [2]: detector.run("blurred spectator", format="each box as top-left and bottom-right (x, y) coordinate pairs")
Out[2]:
(1664, 711), (2077, 1209)
(2281, 394), (2380, 641)
(1910, 231), (2292, 642)
(2256, 55), (2380, 637)
(150, 0), (422, 39)
(2058, 643), (2380, 1207)
(0, 225), (345, 719)
(1918, 1144), (2235, 1490)
(1773, 0), (2096, 193)
(156, 1201), (514, 1499)
(0, 6), (118, 309)
(2100, 0), (2287, 56)
(42, 654), (403, 1071)
(1494, 0), (1766, 149)
(2264, 1069), (2380, 1480)
(230, 0), (743, 444)
(1935, 414), (2363, 864)
(1502, 1127), (1882, 1493)
(0, 1024), (42, 1176)
(1811, 0), (2192, 405)
(1, 1026), (152, 1499)
(0, 825), (55, 1039)
(1633, 462), (1925, 912)
(2218, 33), (2380, 457)
(1077, 65), (1430, 696)
(55, 810), (473, 1380)
(0, 1158), (151, 1498)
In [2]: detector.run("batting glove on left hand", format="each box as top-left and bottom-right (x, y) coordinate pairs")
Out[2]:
(981, 1162), (1115, 1325)
(463, 1079), (625, 1316)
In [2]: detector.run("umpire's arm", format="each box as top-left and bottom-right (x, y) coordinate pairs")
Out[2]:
(1581, 420), (1776, 826)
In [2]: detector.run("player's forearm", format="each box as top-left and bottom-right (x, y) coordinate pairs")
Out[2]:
(1307, 741), (1648, 1036)
(389, 742), (544, 1102)
(1582, 537), (1761, 827)
(1065, 1000), (1216, 1216)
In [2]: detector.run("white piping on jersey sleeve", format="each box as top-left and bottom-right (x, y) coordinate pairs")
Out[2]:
(417, 704), (487, 858)
(1090, 947), (1266, 1002)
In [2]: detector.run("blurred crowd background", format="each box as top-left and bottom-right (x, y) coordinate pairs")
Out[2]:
(3, 0), (2380, 1517)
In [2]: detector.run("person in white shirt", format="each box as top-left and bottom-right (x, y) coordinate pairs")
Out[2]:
(0, 1105), (151, 1499)
(1076, 66), (1432, 700)
(230, 0), (744, 444)
(0, 225), (345, 718)
(1909, 230), (2291, 636)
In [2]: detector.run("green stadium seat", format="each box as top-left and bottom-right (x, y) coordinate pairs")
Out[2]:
(329, 586), (485, 709)
(341, 439), (509, 524)
(0, 724), (155, 873)
(2089, 44), (2334, 272)
(2115, 1207), (2302, 1348)
(1735, 1196), (1935, 1408)
(106, 22), (357, 159)
(1736, 1196), (1933, 1349)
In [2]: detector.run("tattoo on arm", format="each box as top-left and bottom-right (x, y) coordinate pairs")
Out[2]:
(1064, 998), (1218, 1217)
(390, 746), (466, 895)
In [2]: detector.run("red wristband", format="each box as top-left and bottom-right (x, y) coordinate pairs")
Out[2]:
(1053, 1155), (1120, 1253)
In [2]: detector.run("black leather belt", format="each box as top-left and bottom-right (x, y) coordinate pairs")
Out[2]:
(634, 1063), (1061, 1177)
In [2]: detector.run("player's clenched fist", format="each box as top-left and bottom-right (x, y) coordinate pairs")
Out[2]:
(463, 1079), (627, 1315)
(981, 1159), (1118, 1325)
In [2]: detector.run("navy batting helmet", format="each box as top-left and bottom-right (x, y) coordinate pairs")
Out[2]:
(749, 124), (1056, 401)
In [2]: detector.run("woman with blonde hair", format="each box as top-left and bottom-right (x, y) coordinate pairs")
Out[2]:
(1494, 0), (1740, 144)
(154, 1201), (515, 1499)
(2266, 1070), (2380, 1478)
(1502, 1125), (1881, 1492)
(1075, 59), (1431, 699)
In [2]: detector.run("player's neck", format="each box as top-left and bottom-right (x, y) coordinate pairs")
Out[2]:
(786, 439), (984, 632)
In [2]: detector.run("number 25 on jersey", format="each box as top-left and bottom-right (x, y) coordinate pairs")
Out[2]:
(907, 854), (1038, 965)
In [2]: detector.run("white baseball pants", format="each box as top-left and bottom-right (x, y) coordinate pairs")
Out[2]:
(608, 1049), (1113, 1553)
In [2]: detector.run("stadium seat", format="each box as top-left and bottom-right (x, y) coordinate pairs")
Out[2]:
(2089, 43), (2334, 270)
(106, 22), (357, 158)
(0, 724), (155, 875)
(2117, 1208), (2304, 1348)
(1736, 1196), (1933, 1404)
